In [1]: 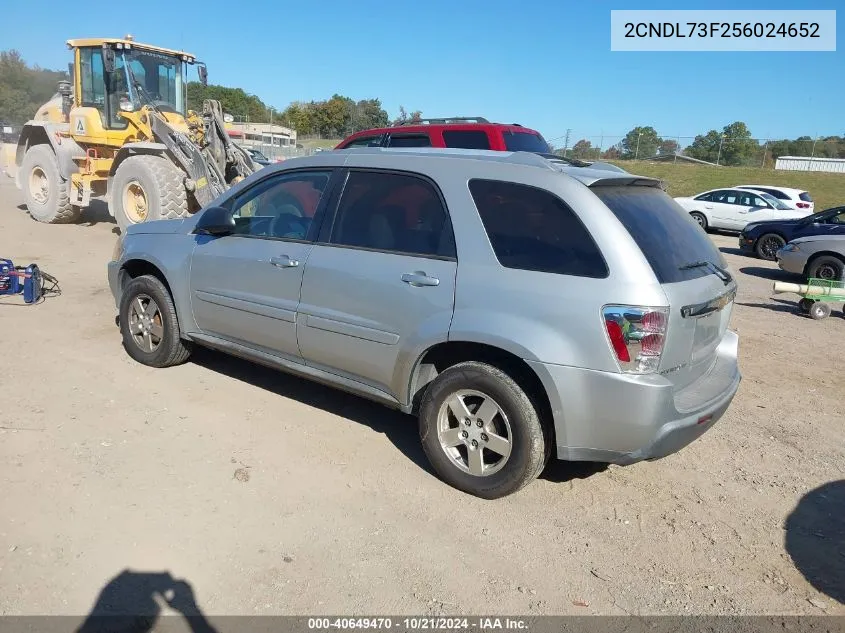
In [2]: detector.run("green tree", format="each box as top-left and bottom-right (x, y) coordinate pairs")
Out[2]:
(685, 129), (723, 163)
(0, 49), (69, 124)
(658, 139), (680, 156)
(719, 121), (759, 166)
(570, 139), (593, 158)
(620, 126), (661, 159)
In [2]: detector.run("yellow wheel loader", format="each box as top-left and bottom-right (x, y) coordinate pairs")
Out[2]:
(14, 36), (258, 230)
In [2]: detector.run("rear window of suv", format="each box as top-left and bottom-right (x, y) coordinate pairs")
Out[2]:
(593, 185), (725, 284)
(469, 179), (608, 278)
(799, 192), (813, 202)
(502, 131), (550, 153)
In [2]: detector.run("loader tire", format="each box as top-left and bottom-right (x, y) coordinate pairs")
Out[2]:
(111, 154), (189, 233)
(20, 144), (82, 224)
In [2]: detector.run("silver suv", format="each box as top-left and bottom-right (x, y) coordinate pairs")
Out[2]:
(107, 148), (742, 499)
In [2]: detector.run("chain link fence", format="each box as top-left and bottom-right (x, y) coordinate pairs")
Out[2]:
(549, 132), (845, 169)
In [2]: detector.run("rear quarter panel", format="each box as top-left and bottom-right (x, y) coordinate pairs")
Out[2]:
(419, 160), (669, 372)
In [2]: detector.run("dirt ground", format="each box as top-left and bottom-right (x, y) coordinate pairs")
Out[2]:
(1, 175), (843, 619)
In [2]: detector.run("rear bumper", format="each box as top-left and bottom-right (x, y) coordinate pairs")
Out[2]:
(528, 330), (741, 465)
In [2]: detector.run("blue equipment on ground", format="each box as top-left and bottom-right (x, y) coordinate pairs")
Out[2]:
(0, 258), (58, 304)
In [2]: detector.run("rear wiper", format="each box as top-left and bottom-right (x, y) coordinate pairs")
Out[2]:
(679, 260), (732, 285)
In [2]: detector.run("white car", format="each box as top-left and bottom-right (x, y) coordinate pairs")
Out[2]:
(734, 185), (814, 212)
(674, 187), (813, 231)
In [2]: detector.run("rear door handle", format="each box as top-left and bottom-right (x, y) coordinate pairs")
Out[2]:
(401, 272), (439, 287)
(270, 255), (299, 268)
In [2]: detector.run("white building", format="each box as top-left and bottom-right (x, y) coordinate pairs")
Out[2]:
(775, 156), (845, 174)
(226, 122), (298, 148)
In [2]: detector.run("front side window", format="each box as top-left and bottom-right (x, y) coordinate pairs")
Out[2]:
(343, 135), (382, 148)
(442, 130), (491, 150)
(386, 134), (432, 148)
(469, 179), (608, 278)
(330, 171), (455, 258)
(738, 192), (768, 207)
(230, 170), (332, 240)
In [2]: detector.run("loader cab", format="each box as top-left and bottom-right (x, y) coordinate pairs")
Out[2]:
(69, 37), (201, 134)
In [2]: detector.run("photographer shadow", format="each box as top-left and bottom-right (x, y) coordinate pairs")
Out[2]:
(75, 569), (218, 633)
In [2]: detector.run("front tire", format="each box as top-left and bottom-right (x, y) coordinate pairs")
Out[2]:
(118, 274), (192, 368)
(418, 361), (547, 499)
(110, 155), (189, 233)
(19, 144), (82, 224)
(806, 255), (845, 282)
(755, 233), (786, 261)
(690, 212), (708, 231)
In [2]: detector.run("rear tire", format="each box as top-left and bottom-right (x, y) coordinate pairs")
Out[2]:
(418, 361), (547, 499)
(809, 302), (831, 321)
(690, 212), (708, 231)
(118, 274), (192, 368)
(755, 233), (786, 261)
(110, 155), (189, 233)
(20, 144), (82, 224)
(806, 255), (845, 282)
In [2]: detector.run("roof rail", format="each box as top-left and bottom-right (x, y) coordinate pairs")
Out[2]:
(393, 117), (490, 126)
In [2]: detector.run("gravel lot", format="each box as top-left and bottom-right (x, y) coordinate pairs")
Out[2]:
(1, 176), (843, 619)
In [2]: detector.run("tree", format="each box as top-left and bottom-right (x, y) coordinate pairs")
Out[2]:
(685, 129), (723, 163)
(620, 126), (661, 159)
(391, 105), (423, 126)
(570, 139), (593, 159)
(0, 49), (69, 124)
(719, 121), (758, 166)
(658, 139), (679, 156)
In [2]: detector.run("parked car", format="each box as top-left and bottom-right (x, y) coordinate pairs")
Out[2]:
(674, 187), (812, 231)
(245, 148), (272, 167)
(734, 185), (814, 212)
(776, 234), (845, 280)
(335, 116), (552, 154)
(739, 205), (845, 260)
(107, 147), (741, 499)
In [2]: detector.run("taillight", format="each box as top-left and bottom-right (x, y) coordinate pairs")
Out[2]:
(796, 202), (810, 209)
(602, 306), (669, 374)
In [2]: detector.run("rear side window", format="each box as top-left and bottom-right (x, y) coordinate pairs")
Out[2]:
(387, 134), (432, 148)
(442, 130), (491, 150)
(800, 192), (813, 202)
(469, 179), (608, 278)
(343, 135), (382, 148)
(330, 170), (456, 258)
(502, 131), (550, 153)
(593, 185), (725, 284)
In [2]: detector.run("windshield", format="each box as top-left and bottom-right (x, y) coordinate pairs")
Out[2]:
(503, 131), (551, 153)
(761, 192), (792, 210)
(117, 49), (186, 114)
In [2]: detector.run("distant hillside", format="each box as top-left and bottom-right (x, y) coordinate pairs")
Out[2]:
(0, 50), (68, 124)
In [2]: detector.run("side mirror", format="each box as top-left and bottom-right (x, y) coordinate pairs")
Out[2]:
(102, 45), (116, 74)
(193, 206), (235, 236)
(197, 63), (208, 86)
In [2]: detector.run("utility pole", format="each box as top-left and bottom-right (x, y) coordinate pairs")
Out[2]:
(562, 129), (571, 157)
(635, 132), (642, 160)
(716, 134), (724, 166)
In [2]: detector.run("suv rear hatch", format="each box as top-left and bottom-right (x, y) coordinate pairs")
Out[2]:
(592, 184), (737, 395)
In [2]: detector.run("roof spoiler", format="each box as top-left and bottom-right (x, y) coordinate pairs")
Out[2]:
(588, 176), (663, 189)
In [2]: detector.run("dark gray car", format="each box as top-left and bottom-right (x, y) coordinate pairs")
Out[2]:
(107, 147), (741, 498)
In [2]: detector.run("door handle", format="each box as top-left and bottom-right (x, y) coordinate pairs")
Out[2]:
(704, 205), (714, 209)
(270, 255), (299, 268)
(401, 272), (440, 287)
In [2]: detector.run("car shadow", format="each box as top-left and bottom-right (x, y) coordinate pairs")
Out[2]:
(189, 347), (434, 476)
(739, 266), (800, 282)
(719, 246), (748, 257)
(540, 459), (607, 483)
(784, 480), (845, 606)
(734, 300), (803, 316)
(75, 569), (218, 633)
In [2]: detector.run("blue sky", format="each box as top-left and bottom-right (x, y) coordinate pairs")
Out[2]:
(1, 0), (842, 144)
